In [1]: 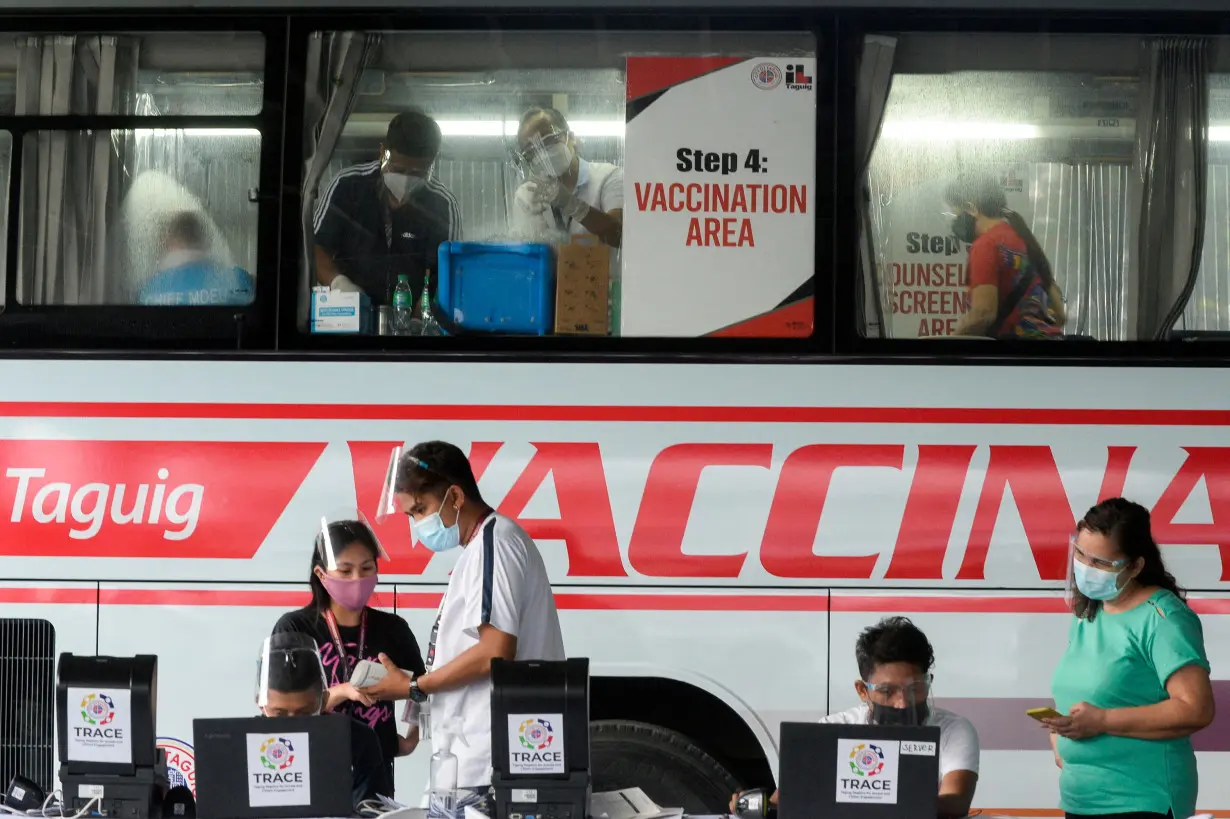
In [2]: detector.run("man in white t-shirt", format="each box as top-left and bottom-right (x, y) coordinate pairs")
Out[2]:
(510, 107), (623, 249)
(731, 617), (980, 818)
(386, 440), (565, 790)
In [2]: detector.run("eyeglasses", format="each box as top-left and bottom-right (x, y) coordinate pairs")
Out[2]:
(861, 674), (932, 700)
(1070, 536), (1128, 571)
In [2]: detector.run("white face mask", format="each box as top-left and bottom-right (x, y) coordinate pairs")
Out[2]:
(384, 172), (426, 203)
(531, 143), (573, 178)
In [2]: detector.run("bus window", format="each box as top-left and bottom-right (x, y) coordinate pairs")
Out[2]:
(301, 30), (816, 340)
(857, 32), (1217, 343)
(17, 129), (260, 307)
(1181, 72), (1230, 335)
(3, 32), (265, 308)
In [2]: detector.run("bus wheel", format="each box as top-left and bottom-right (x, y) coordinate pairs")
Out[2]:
(589, 719), (741, 813)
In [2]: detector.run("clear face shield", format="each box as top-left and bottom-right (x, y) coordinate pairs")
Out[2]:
(316, 507), (389, 572)
(375, 446), (463, 554)
(859, 673), (934, 727)
(1067, 530), (1132, 604)
(375, 445), (406, 528)
(256, 633), (327, 717)
(315, 508), (388, 612)
(512, 128), (572, 183)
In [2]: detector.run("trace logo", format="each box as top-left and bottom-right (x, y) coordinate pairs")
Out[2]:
(517, 718), (555, 751)
(848, 743), (886, 777)
(750, 63), (783, 90)
(80, 693), (116, 727)
(259, 737), (295, 771)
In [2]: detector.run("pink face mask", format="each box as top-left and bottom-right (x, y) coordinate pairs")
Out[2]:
(320, 574), (378, 612)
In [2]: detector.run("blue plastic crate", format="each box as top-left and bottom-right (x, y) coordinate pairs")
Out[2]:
(436, 241), (555, 335)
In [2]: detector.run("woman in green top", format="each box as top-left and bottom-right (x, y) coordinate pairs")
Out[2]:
(1046, 498), (1215, 819)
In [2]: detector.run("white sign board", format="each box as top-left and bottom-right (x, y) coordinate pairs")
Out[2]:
(245, 732), (311, 808)
(66, 687), (133, 764)
(836, 739), (900, 805)
(622, 56), (816, 337)
(507, 713), (566, 775)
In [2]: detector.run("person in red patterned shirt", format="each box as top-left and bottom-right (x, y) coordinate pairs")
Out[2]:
(946, 174), (1066, 339)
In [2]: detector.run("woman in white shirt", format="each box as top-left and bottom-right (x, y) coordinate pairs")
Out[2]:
(510, 107), (623, 248)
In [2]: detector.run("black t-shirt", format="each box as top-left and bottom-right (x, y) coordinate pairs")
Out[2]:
(313, 161), (463, 306)
(350, 721), (392, 805)
(273, 606), (426, 765)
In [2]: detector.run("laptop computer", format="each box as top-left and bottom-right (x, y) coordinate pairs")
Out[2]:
(193, 714), (353, 819)
(778, 721), (942, 819)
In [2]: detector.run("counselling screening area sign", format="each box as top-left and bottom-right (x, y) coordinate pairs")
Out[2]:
(622, 57), (816, 338)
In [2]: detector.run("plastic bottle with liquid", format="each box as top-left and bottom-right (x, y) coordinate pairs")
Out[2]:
(419, 270), (441, 336)
(391, 275), (415, 336)
(427, 719), (467, 819)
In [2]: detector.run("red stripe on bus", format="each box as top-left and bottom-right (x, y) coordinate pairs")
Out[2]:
(0, 587), (97, 604)
(829, 596), (1069, 613)
(0, 402), (1227, 426)
(2, 588), (1227, 614)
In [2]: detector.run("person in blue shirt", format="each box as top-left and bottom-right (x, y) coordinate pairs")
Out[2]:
(138, 210), (254, 306)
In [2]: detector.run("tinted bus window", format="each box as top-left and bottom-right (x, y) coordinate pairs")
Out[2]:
(301, 30), (816, 341)
(5, 32), (264, 308)
(858, 33), (1220, 343)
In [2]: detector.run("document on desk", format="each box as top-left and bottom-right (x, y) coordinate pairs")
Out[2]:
(589, 787), (684, 819)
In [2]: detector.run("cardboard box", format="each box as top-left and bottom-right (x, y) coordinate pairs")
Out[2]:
(554, 236), (611, 335)
(311, 287), (372, 334)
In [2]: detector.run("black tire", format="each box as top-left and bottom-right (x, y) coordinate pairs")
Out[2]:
(590, 720), (742, 814)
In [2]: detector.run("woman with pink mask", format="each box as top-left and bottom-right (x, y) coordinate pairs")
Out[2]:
(272, 514), (425, 793)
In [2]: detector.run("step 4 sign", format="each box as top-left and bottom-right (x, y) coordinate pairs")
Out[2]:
(622, 56), (816, 337)
(837, 739), (899, 804)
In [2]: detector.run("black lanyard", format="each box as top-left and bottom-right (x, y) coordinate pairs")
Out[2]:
(323, 608), (367, 673)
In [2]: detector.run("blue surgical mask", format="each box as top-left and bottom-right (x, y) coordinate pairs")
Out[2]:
(411, 497), (461, 553)
(1072, 558), (1125, 602)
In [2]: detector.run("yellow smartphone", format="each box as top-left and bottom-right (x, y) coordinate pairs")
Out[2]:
(1027, 707), (1063, 721)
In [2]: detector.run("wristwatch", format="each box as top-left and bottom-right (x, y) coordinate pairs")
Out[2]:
(408, 678), (428, 704)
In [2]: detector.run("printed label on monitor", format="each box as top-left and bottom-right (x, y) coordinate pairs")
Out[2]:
(66, 687), (133, 764)
(507, 714), (565, 775)
(901, 741), (937, 756)
(245, 732), (311, 808)
(836, 739), (899, 805)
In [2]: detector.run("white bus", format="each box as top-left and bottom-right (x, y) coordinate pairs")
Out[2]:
(1, 1), (1229, 815)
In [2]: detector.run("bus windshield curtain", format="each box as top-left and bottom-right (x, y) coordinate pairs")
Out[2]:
(855, 35), (897, 338)
(300, 31), (380, 320)
(16, 35), (139, 306)
(1130, 36), (1210, 340)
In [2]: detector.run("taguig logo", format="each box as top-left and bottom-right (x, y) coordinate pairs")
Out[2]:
(517, 718), (555, 751)
(848, 743), (886, 777)
(80, 693), (116, 727)
(259, 737), (295, 771)
(157, 737), (196, 794)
